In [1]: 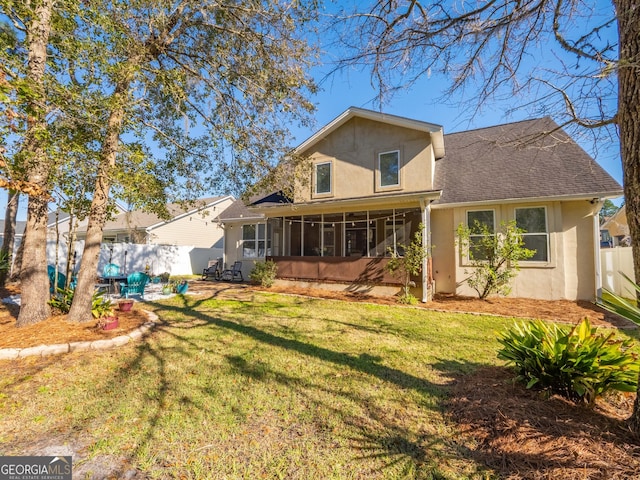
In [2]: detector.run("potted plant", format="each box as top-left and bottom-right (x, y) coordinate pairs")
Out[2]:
(92, 291), (118, 330)
(174, 279), (188, 294)
(117, 298), (134, 312)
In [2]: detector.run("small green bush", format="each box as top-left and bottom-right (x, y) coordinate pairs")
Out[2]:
(497, 318), (638, 405)
(48, 287), (75, 314)
(249, 260), (278, 287)
(91, 291), (114, 319)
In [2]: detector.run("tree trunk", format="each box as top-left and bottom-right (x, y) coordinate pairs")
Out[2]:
(10, 238), (25, 282)
(16, 0), (55, 327)
(67, 80), (130, 323)
(614, 0), (640, 433)
(0, 190), (19, 287)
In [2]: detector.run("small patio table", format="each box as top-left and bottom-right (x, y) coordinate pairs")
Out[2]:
(97, 274), (129, 297)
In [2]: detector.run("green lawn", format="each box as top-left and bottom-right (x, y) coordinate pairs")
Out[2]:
(1, 292), (620, 479)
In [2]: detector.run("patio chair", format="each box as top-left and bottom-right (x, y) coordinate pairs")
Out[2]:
(47, 265), (67, 294)
(103, 263), (120, 277)
(202, 258), (222, 281)
(120, 271), (150, 299)
(221, 261), (243, 282)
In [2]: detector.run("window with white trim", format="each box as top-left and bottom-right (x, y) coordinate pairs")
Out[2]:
(242, 223), (267, 258)
(378, 150), (400, 187)
(515, 207), (549, 262)
(315, 162), (332, 195)
(466, 210), (495, 261)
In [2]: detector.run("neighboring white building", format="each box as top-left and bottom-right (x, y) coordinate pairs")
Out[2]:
(76, 196), (234, 248)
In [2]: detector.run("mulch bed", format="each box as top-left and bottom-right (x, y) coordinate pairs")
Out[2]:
(447, 366), (640, 479)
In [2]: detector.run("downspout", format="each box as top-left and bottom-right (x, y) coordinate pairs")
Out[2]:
(420, 199), (430, 303)
(592, 199), (604, 299)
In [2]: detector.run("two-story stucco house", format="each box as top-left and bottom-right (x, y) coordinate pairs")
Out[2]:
(221, 107), (622, 301)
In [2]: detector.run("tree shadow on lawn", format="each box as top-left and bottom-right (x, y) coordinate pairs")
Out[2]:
(136, 296), (472, 476)
(433, 359), (640, 479)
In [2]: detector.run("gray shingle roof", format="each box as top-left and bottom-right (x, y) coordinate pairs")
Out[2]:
(434, 117), (622, 205)
(219, 199), (264, 221)
(0, 220), (27, 236)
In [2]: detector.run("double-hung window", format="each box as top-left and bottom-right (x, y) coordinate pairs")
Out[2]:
(378, 150), (400, 188)
(315, 162), (332, 195)
(242, 223), (267, 258)
(466, 210), (495, 261)
(515, 207), (549, 262)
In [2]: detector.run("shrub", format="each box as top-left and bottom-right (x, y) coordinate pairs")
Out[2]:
(91, 291), (114, 319)
(48, 287), (75, 314)
(456, 220), (535, 299)
(597, 272), (640, 324)
(497, 318), (638, 405)
(0, 250), (10, 273)
(385, 223), (429, 304)
(249, 260), (278, 287)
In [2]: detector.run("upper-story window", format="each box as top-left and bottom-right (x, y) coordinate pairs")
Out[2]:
(315, 161), (332, 195)
(379, 150), (400, 188)
(515, 207), (549, 262)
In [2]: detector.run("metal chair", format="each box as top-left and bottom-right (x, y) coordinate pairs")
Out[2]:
(221, 261), (243, 282)
(120, 272), (150, 299)
(202, 258), (222, 281)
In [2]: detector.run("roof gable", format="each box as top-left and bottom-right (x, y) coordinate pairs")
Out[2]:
(296, 106), (445, 158)
(81, 196), (232, 233)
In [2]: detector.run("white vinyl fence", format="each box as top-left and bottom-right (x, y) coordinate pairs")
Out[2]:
(47, 241), (223, 277)
(601, 246), (634, 297)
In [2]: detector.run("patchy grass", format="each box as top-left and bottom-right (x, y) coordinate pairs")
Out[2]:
(1, 292), (635, 479)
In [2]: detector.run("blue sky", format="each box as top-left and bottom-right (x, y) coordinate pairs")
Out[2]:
(1, 1), (624, 220)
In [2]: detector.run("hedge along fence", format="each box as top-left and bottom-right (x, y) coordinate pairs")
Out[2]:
(46, 240), (223, 277)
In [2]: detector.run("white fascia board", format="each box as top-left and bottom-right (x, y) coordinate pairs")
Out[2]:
(431, 191), (624, 209)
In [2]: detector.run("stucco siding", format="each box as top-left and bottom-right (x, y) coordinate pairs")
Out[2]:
(223, 220), (266, 280)
(298, 117), (434, 203)
(446, 200), (598, 301)
(431, 209), (456, 294)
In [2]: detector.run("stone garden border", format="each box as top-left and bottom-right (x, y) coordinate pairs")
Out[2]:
(0, 310), (158, 361)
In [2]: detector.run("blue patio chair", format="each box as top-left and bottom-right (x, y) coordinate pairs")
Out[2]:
(48, 265), (67, 293)
(103, 263), (120, 277)
(120, 272), (150, 299)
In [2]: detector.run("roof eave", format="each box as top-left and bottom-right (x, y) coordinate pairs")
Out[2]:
(250, 190), (443, 216)
(432, 190), (624, 209)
